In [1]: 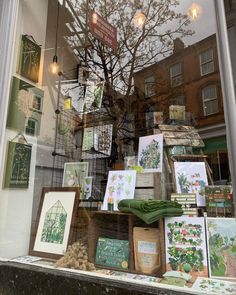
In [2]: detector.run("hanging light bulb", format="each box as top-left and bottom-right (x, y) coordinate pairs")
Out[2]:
(49, 55), (60, 74)
(188, 2), (202, 21)
(49, 2), (60, 75)
(91, 11), (98, 24)
(133, 11), (146, 28)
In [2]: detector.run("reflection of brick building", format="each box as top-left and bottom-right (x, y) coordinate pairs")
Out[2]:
(133, 34), (229, 183)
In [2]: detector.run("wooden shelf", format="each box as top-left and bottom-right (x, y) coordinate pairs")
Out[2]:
(88, 211), (166, 277)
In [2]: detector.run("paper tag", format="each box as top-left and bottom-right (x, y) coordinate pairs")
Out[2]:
(138, 241), (157, 254)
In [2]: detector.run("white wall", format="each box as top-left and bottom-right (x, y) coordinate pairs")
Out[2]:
(0, 0), (48, 258)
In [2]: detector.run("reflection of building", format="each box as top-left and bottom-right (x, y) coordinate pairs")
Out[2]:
(133, 34), (229, 183)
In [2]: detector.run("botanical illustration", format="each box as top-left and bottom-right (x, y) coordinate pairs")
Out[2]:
(41, 200), (67, 244)
(96, 237), (129, 269)
(33, 191), (76, 256)
(124, 156), (137, 170)
(83, 81), (104, 113)
(174, 162), (208, 207)
(17, 35), (41, 83)
(165, 217), (208, 278)
(6, 76), (44, 136)
(82, 127), (94, 151)
(192, 277), (236, 294)
(63, 162), (89, 188)
(4, 141), (32, 188)
(138, 134), (163, 173)
(83, 176), (93, 199)
(206, 218), (236, 279)
(102, 170), (137, 211)
(94, 124), (113, 156)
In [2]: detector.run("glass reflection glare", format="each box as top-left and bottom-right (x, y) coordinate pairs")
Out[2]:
(188, 2), (202, 21)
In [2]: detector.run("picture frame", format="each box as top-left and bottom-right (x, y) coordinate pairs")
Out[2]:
(17, 35), (41, 83)
(29, 187), (80, 259)
(62, 162), (89, 188)
(6, 76), (44, 136)
(3, 141), (32, 188)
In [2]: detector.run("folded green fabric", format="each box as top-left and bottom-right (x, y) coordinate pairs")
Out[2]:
(118, 199), (183, 224)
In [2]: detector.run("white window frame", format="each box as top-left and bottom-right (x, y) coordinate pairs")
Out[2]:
(200, 48), (214, 76)
(170, 63), (182, 87)
(202, 84), (219, 116)
(25, 117), (38, 136)
(144, 76), (156, 97)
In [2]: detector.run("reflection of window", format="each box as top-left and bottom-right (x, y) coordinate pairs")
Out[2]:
(170, 95), (185, 105)
(32, 95), (42, 111)
(170, 63), (182, 87)
(144, 76), (156, 97)
(202, 85), (218, 116)
(200, 49), (214, 76)
(25, 118), (37, 135)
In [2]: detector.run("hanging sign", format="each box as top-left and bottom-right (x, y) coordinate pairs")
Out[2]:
(89, 11), (117, 50)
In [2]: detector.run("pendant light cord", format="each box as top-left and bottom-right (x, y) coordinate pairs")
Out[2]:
(55, 1), (60, 57)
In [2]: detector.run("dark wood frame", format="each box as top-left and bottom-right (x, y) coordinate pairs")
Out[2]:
(29, 187), (80, 260)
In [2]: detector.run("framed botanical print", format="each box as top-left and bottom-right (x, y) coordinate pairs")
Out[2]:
(29, 187), (80, 259)
(17, 35), (41, 83)
(3, 141), (32, 188)
(6, 76), (44, 136)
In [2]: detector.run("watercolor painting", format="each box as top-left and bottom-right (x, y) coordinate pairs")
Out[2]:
(62, 162), (89, 195)
(138, 134), (163, 173)
(206, 218), (236, 279)
(174, 162), (208, 207)
(102, 170), (137, 211)
(33, 190), (77, 256)
(192, 277), (236, 294)
(165, 217), (208, 278)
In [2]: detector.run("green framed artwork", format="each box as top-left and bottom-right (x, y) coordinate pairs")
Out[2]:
(30, 187), (80, 259)
(3, 141), (32, 188)
(95, 237), (129, 269)
(6, 76), (44, 136)
(17, 35), (41, 83)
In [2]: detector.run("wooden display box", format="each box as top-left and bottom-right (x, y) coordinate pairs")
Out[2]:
(88, 211), (166, 277)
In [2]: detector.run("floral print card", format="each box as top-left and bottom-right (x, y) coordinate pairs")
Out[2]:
(102, 170), (137, 211)
(63, 162), (89, 188)
(165, 217), (208, 278)
(192, 277), (236, 294)
(206, 218), (236, 279)
(174, 162), (208, 206)
(138, 134), (163, 173)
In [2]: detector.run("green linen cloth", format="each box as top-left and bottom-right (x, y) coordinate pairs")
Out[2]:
(118, 199), (183, 224)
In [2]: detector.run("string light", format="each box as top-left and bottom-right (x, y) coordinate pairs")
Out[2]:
(188, 2), (202, 21)
(133, 11), (146, 28)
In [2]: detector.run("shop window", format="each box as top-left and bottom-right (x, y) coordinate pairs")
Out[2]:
(202, 84), (219, 116)
(170, 94), (185, 105)
(144, 76), (156, 97)
(170, 63), (182, 87)
(25, 118), (37, 136)
(32, 95), (42, 111)
(200, 48), (214, 76)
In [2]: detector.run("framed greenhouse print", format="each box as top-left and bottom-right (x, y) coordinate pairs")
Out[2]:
(206, 217), (236, 279)
(6, 76), (44, 136)
(174, 162), (208, 207)
(138, 134), (163, 173)
(3, 141), (32, 188)
(30, 188), (80, 259)
(165, 217), (208, 278)
(17, 35), (41, 83)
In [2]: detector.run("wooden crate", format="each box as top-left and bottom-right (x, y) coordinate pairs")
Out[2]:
(88, 211), (166, 277)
